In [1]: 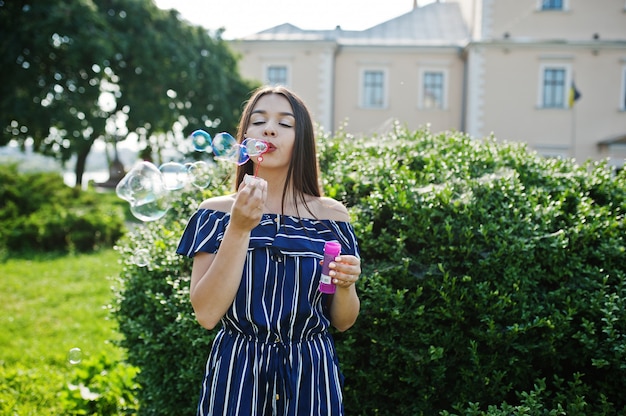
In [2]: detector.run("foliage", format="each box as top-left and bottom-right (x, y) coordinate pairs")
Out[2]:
(0, 249), (136, 415)
(113, 159), (234, 414)
(112, 189), (224, 415)
(0, 0), (255, 186)
(60, 352), (139, 415)
(324, 125), (626, 415)
(0, 163), (125, 255)
(114, 126), (626, 415)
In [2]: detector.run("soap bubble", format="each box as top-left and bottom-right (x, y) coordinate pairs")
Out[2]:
(117, 130), (270, 222)
(132, 248), (150, 267)
(187, 160), (213, 189)
(242, 138), (268, 157)
(116, 161), (170, 221)
(212, 132), (239, 163)
(116, 161), (161, 203)
(159, 162), (189, 190)
(129, 193), (170, 222)
(68, 347), (82, 365)
(187, 130), (269, 166)
(191, 129), (212, 152)
(236, 138), (269, 165)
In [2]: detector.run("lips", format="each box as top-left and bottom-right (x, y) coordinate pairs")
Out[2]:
(265, 143), (277, 153)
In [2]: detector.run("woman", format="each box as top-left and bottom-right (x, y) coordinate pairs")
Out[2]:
(177, 86), (361, 415)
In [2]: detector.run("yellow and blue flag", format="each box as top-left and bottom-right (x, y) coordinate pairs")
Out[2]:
(569, 81), (581, 108)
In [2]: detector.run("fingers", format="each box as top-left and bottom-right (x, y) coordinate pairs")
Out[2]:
(328, 255), (361, 288)
(231, 175), (267, 230)
(239, 175), (267, 209)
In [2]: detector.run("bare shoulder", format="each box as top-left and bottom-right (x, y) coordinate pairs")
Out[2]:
(314, 196), (350, 222)
(198, 194), (235, 213)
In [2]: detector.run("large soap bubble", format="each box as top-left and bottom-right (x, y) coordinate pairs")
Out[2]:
(159, 161), (189, 191)
(116, 161), (171, 221)
(129, 194), (170, 222)
(187, 160), (213, 189)
(211, 132), (239, 163)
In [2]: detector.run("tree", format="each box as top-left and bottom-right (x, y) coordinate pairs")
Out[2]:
(104, 0), (255, 164)
(1, 0), (254, 187)
(0, 1), (112, 186)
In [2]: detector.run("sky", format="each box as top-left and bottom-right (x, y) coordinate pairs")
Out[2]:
(154, 0), (437, 39)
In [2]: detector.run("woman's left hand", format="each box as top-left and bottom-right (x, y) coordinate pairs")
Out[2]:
(328, 255), (361, 289)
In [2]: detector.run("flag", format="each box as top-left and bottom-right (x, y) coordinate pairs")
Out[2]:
(569, 81), (581, 108)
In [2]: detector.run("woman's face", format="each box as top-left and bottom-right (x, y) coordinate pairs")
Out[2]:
(246, 93), (296, 170)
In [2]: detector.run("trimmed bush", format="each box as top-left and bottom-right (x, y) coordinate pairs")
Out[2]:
(113, 188), (227, 415)
(114, 127), (626, 415)
(0, 164), (126, 254)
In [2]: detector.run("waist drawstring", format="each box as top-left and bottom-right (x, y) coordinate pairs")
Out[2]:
(269, 341), (294, 400)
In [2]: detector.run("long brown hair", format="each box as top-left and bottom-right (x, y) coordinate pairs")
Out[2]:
(235, 86), (321, 217)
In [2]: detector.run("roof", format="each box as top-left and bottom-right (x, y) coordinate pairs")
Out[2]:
(239, 2), (469, 46)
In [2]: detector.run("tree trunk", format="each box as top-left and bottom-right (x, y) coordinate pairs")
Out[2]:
(74, 150), (88, 188)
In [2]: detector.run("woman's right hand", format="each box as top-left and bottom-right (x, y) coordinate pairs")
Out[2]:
(229, 175), (267, 232)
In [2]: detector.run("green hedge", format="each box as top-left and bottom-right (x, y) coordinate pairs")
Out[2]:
(113, 127), (626, 415)
(0, 164), (126, 254)
(113, 192), (221, 415)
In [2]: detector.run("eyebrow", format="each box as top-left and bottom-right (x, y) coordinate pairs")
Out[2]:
(251, 109), (295, 118)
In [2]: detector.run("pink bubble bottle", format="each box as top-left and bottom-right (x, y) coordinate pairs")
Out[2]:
(319, 241), (341, 294)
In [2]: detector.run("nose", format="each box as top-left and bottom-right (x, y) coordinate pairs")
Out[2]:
(263, 122), (277, 137)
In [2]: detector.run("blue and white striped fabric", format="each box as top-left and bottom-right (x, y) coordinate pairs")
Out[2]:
(176, 209), (360, 416)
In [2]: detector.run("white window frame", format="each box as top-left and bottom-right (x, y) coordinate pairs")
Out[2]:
(263, 63), (291, 87)
(359, 68), (388, 109)
(620, 65), (626, 111)
(537, 63), (573, 109)
(418, 68), (449, 110)
(537, 0), (569, 11)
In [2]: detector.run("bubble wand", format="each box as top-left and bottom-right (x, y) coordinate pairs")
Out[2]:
(255, 157), (263, 177)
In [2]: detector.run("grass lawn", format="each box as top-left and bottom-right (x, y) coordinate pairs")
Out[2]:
(0, 249), (129, 415)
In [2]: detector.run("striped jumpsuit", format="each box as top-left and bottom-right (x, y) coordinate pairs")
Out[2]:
(176, 209), (360, 416)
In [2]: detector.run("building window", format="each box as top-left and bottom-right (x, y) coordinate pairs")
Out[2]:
(541, 0), (563, 10)
(538, 0), (569, 10)
(621, 66), (626, 111)
(542, 67), (567, 108)
(361, 69), (386, 108)
(266, 65), (288, 86)
(421, 71), (445, 109)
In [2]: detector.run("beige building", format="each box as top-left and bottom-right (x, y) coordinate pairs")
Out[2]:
(229, 0), (626, 168)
